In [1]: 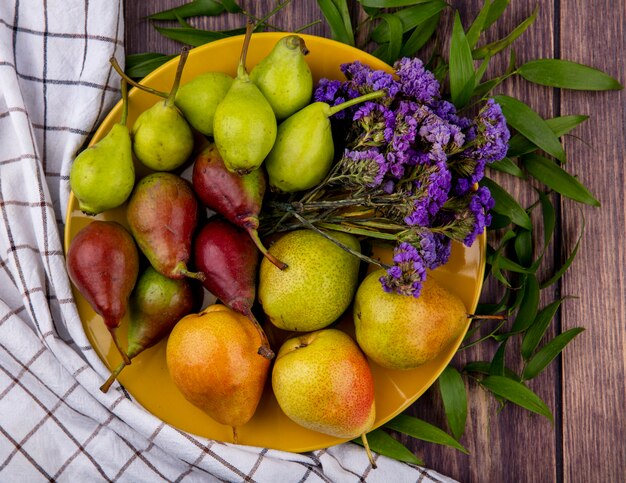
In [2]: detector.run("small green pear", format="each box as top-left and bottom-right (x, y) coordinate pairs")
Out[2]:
(353, 270), (468, 370)
(213, 22), (277, 175)
(70, 79), (135, 215)
(265, 90), (385, 193)
(258, 229), (361, 332)
(132, 49), (194, 171)
(250, 35), (313, 121)
(175, 72), (233, 136)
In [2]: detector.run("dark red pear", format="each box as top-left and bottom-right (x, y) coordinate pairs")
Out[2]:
(66, 221), (138, 365)
(127, 172), (205, 281)
(100, 266), (200, 393)
(192, 143), (287, 270)
(193, 217), (274, 359)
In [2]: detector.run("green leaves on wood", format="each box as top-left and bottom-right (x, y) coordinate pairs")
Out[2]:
(353, 428), (424, 465)
(148, 0), (227, 20)
(480, 376), (554, 422)
(125, 53), (176, 79)
(521, 299), (567, 360)
(359, 0), (435, 6)
(507, 115), (589, 158)
(449, 12), (475, 108)
(481, 177), (532, 230)
(518, 59), (623, 90)
(494, 94), (566, 162)
(522, 154), (600, 206)
(316, 0), (355, 46)
(438, 366), (467, 440)
(385, 414), (468, 453)
(473, 5), (538, 59)
(154, 25), (244, 46)
(523, 328), (584, 380)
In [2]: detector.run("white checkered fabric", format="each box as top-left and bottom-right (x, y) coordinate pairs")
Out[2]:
(0, 1), (456, 481)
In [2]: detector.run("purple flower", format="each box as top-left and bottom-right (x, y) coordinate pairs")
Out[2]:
(353, 102), (396, 145)
(336, 148), (389, 187)
(404, 161), (451, 226)
(434, 100), (472, 130)
(468, 99), (510, 163)
(400, 229), (451, 270)
(379, 242), (427, 297)
(463, 186), (495, 246)
(393, 57), (440, 104)
(341, 61), (400, 97)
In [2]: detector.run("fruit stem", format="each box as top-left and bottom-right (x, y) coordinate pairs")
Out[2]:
(245, 225), (288, 270)
(237, 20), (255, 80)
(327, 90), (386, 116)
(467, 314), (508, 320)
(100, 360), (128, 393)
(242, 308), (275, 360)
(109, 57), (169, 99)
(360, 432), (377, 469)
(176, 262), (206, 282)
(167, 47), (189, 107)
(120, 78), (129, 126)
(108, 327), (131, 365)
(232, 427), (239, 444)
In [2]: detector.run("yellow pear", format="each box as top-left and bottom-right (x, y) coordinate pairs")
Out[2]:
(353, 269), (468, 370)
(272, 328), (377, 466)
(166, 305), (270, 442)
(258, 229), (361, 332)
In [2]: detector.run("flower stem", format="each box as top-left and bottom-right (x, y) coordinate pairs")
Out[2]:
(291, 213), (390, 268)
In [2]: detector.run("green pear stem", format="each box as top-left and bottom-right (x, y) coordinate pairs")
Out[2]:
(243, 222), (288, 270)
(109, 57), (169, 99)
(100, 360), (127, 393)
(327, 90), (386, 117)
(242, 308), (275, 360)
(108, 326), (132, 365)
(360, 432), (377, 469)
(237, 20), (255, 80)
(175, 262), (206, 282)
(166, 47), (189, 107)
(119, 78), (129, 126)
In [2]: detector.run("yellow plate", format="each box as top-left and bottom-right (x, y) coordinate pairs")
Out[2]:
(64, 33), (486, 453)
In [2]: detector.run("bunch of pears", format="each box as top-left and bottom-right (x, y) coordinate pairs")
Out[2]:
(65, 24), (472, 466)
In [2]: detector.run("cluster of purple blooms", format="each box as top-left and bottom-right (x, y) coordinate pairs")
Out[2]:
(314, 58), (508, 297)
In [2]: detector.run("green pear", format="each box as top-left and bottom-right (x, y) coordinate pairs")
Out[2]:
(272, 328), (377, 467)
(213, 22), (277, 174)
(258, 229), (361, 331)
(132, 50), (194, 171)
(353, 269), (468, 370)
(265, 90), (386, 193)
(70, 80), (135, 215)
(175, 72), (233, 136)
(250, 35), (312, 121)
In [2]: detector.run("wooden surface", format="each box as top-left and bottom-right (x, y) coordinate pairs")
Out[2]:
(124, 2), (626, 481)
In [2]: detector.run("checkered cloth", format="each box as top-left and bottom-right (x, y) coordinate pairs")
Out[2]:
(0, 1), (456, 481)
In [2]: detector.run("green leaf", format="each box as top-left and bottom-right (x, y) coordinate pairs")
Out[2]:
(154, 26), (244, 46)
(473, 5), (538, 60)
(483, 0), (509, 29)
(541, 216), (585, 288)
(359, 0), (434, 6)
(511, 274), (539, 332)
(523, 328), (585, 380)
(438, 366), (467, 440)
(522, 154), (600, 206)
(148, 0), (224, 20)
(400, 12), (441, 57)
(332, 0), (355, 45)
(521, 299), (566, 359)
(494, 94), (566, 162)
(514, 229), (533, 267)
(218, 0), (242, 13)
(495, 255), (534, 274)
(353, 429), (423, 465)
(481, 177), (532, 230)
(125, 53), (176, 79)
(317, 0), (354, 45)
(466, 0), (492, 48)
(449, 12), (475, 107)
(386, 415), (468, 453)
(463, 361), (519, 380)
(538, 190), (556, 250)
(370, 2), (448, 43)
(488, 212), (511, 230)
(518, 59), (623, 91)
(507, 115), (589, 157)
(488, 157), (525, 178)
(489, 340), (507, 376)
(481, 376), (553, 422)
(377, 14), (403, 63)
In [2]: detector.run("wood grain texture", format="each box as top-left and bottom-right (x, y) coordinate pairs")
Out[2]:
(122, 1), (626, 481)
